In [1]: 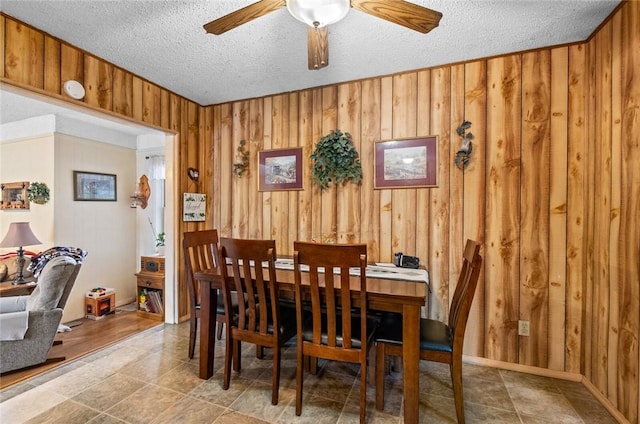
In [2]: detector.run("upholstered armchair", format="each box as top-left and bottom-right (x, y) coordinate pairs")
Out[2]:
(0, 255), (82, 373)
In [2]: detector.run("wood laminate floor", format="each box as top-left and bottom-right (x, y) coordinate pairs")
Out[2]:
(0, 305), (161, 390)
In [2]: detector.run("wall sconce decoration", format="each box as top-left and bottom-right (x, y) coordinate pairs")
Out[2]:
(233, 140), (250, 177)
(454, 120), (474, 170)
(130, 174), (150, 209)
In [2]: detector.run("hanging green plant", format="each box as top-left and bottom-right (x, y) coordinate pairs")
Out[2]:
(454, 120), (474, 170)
(310, 130), (363, 191)
(27, 182), (50, 204)
(233, 139), (250, 177)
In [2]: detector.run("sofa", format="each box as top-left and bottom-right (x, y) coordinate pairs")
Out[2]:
(0, 251), (37, 283)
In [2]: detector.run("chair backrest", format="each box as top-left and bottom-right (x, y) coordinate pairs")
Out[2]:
(26, 255), (82, 311)
(448, 239), (482, 348)
(182, 229), (219, 310)
(218, 238), (281, 339)
(293, 242), (368, 355)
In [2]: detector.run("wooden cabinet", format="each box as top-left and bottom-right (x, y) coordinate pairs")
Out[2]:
(136, 256), (165, 321)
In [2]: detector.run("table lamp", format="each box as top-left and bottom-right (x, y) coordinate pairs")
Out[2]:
(0, 222), (42, 285)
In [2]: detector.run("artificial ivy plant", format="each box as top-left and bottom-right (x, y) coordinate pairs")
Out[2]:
(27, 181), (50, 204)
(310, 130), (363, 191)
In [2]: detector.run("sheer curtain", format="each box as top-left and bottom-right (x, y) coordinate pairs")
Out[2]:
(147, 155), (165, 238)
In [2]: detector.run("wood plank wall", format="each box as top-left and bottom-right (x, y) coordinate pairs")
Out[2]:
(1, 2), (638, 421)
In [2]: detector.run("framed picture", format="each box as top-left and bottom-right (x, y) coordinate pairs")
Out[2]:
(0, 181), (30, 209)
(258, 147), (303, 191)
(183, 193), (206, 222)
(374, 136), (438, 189)
(73, 171), (117, 201)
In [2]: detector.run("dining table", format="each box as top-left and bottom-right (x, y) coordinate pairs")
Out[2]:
(195, 260), (429, 423)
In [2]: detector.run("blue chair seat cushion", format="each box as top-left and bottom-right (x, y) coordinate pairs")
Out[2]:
(375, 313), (453, 353)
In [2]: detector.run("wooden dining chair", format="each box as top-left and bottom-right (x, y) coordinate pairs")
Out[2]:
(374, 239), (482, 424)
(218, 237), (297, 405)
(182, 229), (227, 359)
(293, 241), (377, 424)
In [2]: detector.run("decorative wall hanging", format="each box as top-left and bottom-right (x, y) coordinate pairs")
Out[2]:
(310, 129), (362, 191)
(183, 193), (206, 221)
(73, 171), (117, 201)
(130, 175), (150, 208)
(233, 139), (250, 177)
(27, 182), (50, 205)
(374, 136), (438, 189)
(0, 182), (30, 210)
(454, 120), (474, 170)
(259, 147), (303, 191)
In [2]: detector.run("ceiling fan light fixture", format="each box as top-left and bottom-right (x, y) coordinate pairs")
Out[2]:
(286, 0), (350, 28)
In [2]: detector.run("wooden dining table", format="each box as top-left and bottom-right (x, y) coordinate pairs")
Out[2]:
(195, 264), (428, 423)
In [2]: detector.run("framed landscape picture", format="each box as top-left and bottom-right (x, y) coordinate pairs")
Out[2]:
(374, 136), (438, 189)
(258, 147), (303, 191)
(73, 171), (117, 201)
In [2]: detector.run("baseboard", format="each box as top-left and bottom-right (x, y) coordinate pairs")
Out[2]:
(462, 355), (629, 424)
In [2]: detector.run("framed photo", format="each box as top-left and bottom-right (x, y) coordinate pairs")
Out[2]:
(258, 147), (303, 191)
(73, 171), (117, 201)
(0, 181), (29, 209)
(374, 136), (438, 189)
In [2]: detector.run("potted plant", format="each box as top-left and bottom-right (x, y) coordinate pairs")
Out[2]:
(310, 130), (363, 191)
(155, 232), (166, 255)
(27, 182), (50, 204)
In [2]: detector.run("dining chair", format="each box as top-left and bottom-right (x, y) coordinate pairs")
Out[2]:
(182, 229), (228, 359)
(293, 241), (377, 424)
(218, 237), (297, 405)
(374, 239), (482, 424)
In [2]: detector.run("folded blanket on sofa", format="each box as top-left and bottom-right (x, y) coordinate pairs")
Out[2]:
(27, 246), (88, 278)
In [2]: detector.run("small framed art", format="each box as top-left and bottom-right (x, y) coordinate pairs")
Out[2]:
(73, 171), (117, 201)
(374, 136), (438, 189)
(258, 147), (303, 191)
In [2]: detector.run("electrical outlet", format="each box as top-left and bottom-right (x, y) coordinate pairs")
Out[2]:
(518, 320), (530, 336)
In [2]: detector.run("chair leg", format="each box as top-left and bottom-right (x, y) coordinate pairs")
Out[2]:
(296, 352), (304, 416)
(451, 357), (465, 424)
(256, 345), (264, 359)
(188, 315), (197, 359)
(216, 321), (223, 340)
(223, 333), (233, 390)
(360, 358), (367, 423)
(233, 339), (241, 372)
(272, 346), (280, 405)
(375, 342), (386, 410)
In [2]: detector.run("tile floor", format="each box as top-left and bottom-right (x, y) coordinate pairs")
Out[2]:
(0, 322), (618, 423)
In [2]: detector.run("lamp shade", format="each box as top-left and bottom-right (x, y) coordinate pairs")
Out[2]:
(0, 222), (41, 248)
(286, 0), (350, 28)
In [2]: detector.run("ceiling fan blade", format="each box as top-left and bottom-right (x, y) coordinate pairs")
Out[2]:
(203, 0), (286, 35)
(308, 27), (329, 70)
(350, 0), (442, 34)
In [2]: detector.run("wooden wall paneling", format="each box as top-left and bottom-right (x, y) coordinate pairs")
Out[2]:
(231, 100), (250, 238)
(618, 2), (640, 421)
(5, 19), (44, 88)
(160, 89), (171, 130)
(461, 60), (487, 357)
(390, 73), (418, 258)
(131, 75), (143, 122)
(320, 85), (338, 243)
(423, 68), (448, 321)
(199, 105), (214, 229)
(310, 88), (323, 242)
(548, 46), (569, 371)
(211, 105), (222, 232)
(607, 11), (622, 407)
(143, 81), (161, 126)
(565, 43), (588, 374)
(415, 69), (431, 293)
(378, 76), (394, 262)
(248, 98), (264, 239)
(83, 55), (113, 110)
(336, 82), (362, 244)
(592, 24), (613, 392)
(485, 56), (521, 362)
(113, 67), (133, 117)
(219, 103), (234, 237)
(177, 98), (190, 321)
(360, 78), (382, 260)
(448, 64), (466, 323)
(297, 90), (314, 243)
(287, 92), (300, 251)
(44, 36), (60, 94)
(520, 50), (551, 367)
(261, 97), (273, 242)
(60, 43), (83, 96)
(0, 16), (5, 78)
(269, 94), (290, 252)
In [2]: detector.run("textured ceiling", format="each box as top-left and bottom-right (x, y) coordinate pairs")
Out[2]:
(0, 0), (620, 109)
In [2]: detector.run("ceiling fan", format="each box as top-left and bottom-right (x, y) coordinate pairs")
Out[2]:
(203, 0), (442, 70)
